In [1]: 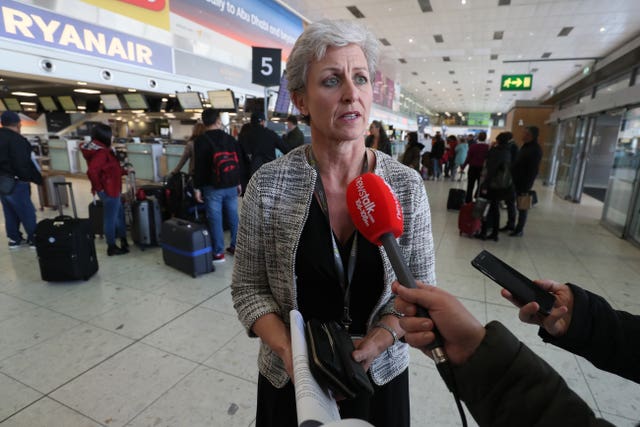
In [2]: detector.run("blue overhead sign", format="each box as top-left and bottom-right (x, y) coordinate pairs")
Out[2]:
(171, 0), (303, 57)
(0, 0), (173, 73)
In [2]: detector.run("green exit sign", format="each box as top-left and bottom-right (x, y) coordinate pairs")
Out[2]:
(501, 74), (533, 91)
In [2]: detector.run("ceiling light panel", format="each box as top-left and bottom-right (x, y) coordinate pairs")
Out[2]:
(417, 0), (433, 13)
(346, 6), (365, 18)
(557, 26), (573, 37)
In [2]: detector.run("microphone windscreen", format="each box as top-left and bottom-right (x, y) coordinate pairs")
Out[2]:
(346, 173), (403, 246)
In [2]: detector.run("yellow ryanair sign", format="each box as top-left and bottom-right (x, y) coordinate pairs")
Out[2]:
(82, 0), (170, 31)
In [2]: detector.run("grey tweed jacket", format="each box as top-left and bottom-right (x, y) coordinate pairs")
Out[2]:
(231, 145), (436, 388)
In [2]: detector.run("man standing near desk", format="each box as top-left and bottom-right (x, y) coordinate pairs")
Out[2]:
(282, 115), (305, 152)
(0, 111), (42, 248)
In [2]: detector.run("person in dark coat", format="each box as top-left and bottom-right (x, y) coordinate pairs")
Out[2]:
(282, 115), (305, 152)
(504, 126), (542, 236)
(502, 279), (639, 384)
(238, 112), (288, 188)
(400, 131), (423, 172)
(429, 135), (445, 180)
(461, 131), (490, 203)
(0, 111), (42, 248)
(477, 132), (514, 241)
(365, 120), (392, 156)
(393, 282), (616, 427)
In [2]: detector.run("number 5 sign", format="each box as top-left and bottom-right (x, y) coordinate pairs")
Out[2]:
(252, 47), (282, 87)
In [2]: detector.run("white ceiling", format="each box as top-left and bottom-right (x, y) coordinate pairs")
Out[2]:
(280, 0), (640, 114)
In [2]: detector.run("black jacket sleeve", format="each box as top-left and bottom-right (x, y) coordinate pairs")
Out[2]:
(454, 321), (613, 427)
(512, 142), (542, 193)
(539, 284), (640, 384)
(282, 127), (304, 153)
(192, 134), (212, 189)
(10, 133), (42, 185)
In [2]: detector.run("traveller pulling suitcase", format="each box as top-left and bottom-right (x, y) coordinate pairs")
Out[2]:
(34, 182), (99, 281)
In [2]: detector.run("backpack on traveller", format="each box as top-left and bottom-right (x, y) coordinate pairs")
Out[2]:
(206, 133), (240, 188)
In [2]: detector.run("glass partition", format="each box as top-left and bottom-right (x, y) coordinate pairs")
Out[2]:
(601, 107), (640, 236)
(555, 118), (593, 201)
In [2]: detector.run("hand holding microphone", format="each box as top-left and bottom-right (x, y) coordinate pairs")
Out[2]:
(347, 173), (467, 425)
(345, 173), (446, 363)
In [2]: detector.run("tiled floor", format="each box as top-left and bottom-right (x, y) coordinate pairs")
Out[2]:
(0, 175), (639, 426)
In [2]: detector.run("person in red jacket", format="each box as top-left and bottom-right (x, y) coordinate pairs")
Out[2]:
(81, 124), (130, 256)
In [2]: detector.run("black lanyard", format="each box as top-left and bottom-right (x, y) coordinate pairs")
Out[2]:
(308, 147), (369, 331)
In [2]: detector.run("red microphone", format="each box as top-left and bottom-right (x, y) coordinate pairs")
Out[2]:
(346, 173), (446, 358)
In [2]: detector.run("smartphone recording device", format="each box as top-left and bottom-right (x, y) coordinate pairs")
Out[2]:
(471, 250), (555, 315)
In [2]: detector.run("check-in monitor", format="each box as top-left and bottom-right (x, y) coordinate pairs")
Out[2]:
(176, 92), (203, 110)
(57, 96), (77, 111)
(207, 89), (236, 112)
(100, 94), (123, 111)
(123, 93), (148, 110)
(4, 97), (23, 111)
(38, 96), (58, 112)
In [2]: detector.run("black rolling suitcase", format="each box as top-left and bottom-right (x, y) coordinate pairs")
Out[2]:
(88, 199), (104, 238)
(447, 188), (466, 210)
(35, 182), (98, 282)
(161, 218), (214, 277)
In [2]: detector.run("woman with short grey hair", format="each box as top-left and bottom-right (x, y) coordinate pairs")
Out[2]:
(232, 19), (435, 426)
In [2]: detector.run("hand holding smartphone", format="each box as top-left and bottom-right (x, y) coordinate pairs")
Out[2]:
(471, 250), (555, 315)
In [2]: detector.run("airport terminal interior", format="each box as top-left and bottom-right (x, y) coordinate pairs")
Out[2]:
(1, 178), (639, 426)
(1, 0), (640, 426)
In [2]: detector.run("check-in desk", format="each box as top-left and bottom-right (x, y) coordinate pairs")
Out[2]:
(73, 140), (89, 174)
(48, 139), (74, 173)
(126, 142), (163, 182)
(164, 143), (188, 175)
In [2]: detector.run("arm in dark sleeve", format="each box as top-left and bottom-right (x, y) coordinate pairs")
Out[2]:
(522, 145), (542, 191)
(539, 284), (640, 383)
(454, 321), (612, 427)
(11, 137), (42, 184)
(192, 135), (210, 189)
(273, 130), (289, 154)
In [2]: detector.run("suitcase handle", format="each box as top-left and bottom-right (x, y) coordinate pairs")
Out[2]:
(53, 182), (78, 218)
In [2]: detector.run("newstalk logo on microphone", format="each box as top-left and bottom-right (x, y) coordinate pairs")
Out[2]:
(354, 176), (376, 227)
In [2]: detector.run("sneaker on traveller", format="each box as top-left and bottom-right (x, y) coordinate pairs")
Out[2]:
(213, 253), (225, 263)
(8, 239), (22, 249)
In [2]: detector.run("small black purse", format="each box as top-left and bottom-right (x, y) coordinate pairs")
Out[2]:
(305, 319), (373, 400)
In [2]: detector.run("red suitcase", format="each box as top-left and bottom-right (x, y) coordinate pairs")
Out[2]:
(458, 202), (482, 237)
